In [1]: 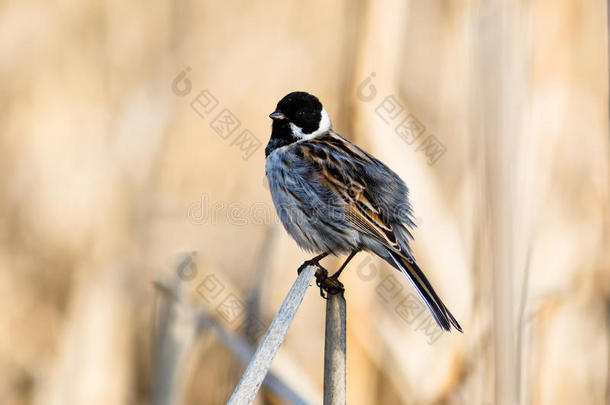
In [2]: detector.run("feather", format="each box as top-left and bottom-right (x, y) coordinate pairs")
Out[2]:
(387, 250), (463, 332)
(266, 112), (462, 332)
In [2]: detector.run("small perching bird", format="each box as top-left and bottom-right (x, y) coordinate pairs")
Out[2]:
(265, 91), (462, 332)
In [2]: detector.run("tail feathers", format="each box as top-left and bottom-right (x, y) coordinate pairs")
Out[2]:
(387, 250), (462, 333)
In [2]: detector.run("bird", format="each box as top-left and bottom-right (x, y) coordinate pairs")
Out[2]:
(264, 91), (462, 332)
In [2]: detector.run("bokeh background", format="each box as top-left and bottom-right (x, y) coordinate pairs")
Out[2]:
(1, 1), (609, 404)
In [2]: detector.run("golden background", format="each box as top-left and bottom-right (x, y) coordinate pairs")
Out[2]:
(0, 0), (609, 404)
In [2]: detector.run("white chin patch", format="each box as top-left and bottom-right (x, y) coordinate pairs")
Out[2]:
(290, 107), (332, 140)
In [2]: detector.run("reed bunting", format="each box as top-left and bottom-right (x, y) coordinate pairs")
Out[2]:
(265, 91), (462, 332)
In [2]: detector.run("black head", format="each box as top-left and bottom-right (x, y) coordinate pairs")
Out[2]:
(265, 91), (332, 157)
(270, 92), (324, 134)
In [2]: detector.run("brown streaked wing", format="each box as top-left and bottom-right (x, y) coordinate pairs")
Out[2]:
(346, 190), (402, 253)
(299, 135), (403, 253)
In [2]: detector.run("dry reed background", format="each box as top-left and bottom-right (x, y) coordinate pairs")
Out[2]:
(0, 0), (609, 404)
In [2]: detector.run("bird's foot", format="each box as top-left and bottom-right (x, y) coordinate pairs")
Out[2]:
(296, 253), (342, 298)
(314, 267), (344, 299)
(297, 259), (319, 275)
(296, 253), (329, 275)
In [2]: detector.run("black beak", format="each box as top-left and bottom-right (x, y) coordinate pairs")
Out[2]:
(269, 110), (287, 120)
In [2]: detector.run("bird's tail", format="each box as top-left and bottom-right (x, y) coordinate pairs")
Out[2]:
(386, 249), (462, 332)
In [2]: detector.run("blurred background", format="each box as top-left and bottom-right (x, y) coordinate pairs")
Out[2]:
(1, 0), (609, 404)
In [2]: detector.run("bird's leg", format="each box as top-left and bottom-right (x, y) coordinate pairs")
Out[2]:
(329, 250), (358, 280)
(315, 251), (358, 298)
(296, 252), (346, 298)
(297, 252), (329, 275)
(315, 268), (344, 298)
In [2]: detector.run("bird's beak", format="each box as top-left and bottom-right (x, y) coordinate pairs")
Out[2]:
(269, 110), (286, 120)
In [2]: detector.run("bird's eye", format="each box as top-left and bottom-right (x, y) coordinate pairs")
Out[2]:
(296, 110), (305, 118)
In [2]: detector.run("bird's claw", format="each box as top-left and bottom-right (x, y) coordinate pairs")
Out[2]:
(297, 257), (344, 299)
(315, 268), (344, 299)
(297, 258), (320, 275)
